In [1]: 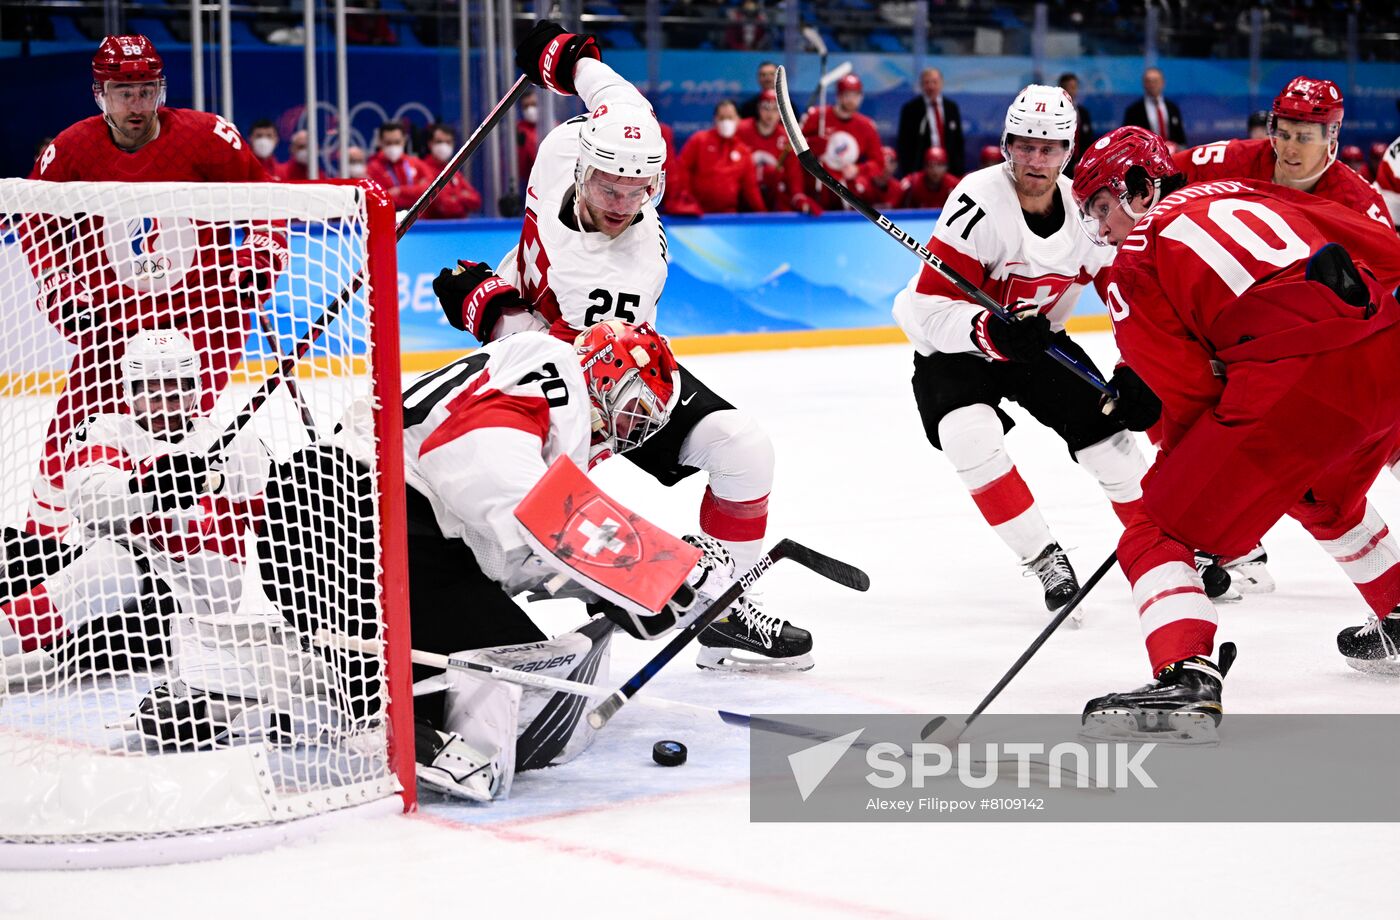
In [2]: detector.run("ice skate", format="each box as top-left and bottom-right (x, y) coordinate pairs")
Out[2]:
(697, 595), (813, 672)
(1337, 610), (1400, 676)
(1082, 642), (1236, 744)
(1222, 544), (1275, 594)
(1196, 551), (1241, 603)
(1024, 543), (1086, 624)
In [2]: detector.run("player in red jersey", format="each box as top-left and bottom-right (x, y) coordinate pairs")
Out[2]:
(1172, 76), (1390, 229)
(1071, 127), (1400, 733)
(735, 89), (821, 214)
(901, 146), (959, 209)
(800, 73), (884, 210)
(22, 35), (284, 539)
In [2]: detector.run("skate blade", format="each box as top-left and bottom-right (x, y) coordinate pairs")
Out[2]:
(1343, 656), (1400, 678)
(1080, 709), (1220, 746)
(1209, 585), (1243, 604)
(1066, 603), (1089, 629)
(1226, 562), (1275, 594)
(696, 647), (814, 673)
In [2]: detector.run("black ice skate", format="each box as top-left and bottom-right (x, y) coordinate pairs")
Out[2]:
(1195, 551), (1241, 603)
(1337, 610), (1400, 675)
(697, 596), (813, 672)
(1024, 543), (1083, 621)
(1082, 642), (1237, 744)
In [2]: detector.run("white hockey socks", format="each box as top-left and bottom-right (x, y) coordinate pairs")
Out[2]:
(1074, 430), (1149, 525)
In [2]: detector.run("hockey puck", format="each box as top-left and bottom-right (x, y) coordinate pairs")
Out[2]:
(652, 740), (687, 766)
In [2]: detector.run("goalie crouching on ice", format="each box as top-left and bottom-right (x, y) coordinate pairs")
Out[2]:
(265, 322), (739, 802)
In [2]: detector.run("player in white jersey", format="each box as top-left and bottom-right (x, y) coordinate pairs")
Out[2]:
(429, 20), (811, 671)
(892, 85), (1154, 616)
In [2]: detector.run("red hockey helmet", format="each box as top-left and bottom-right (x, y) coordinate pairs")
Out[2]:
(1071, 126), (1179, 219)
(92, 35), (166, 112)
(836, 74), (863, 96)
(758, 89), (777, 105)
(574, 321), (679, 454)
(979, 144), (1002, 167)
(1271, 76), (1344, 127)
(925, 146), (948, 167)
(1341, 144), (1365, 162)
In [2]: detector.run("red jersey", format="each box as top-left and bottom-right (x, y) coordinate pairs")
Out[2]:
(255, 153), (280, 177)
(276, 159), (310, 182)
(735, 117), (806, 211)
(677, 128), (766, 214)
(417, 156), (483, 219)
(902, 171), (959, 209)
(366, 152), (431, 210)
(1172, 137), (1390, 229)
(1106, 179), (1400, 450)
(799, 106), (883, 209)
(850, 173), (907, 209)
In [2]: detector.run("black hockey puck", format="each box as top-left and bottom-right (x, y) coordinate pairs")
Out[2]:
(652, 740), (687, 766)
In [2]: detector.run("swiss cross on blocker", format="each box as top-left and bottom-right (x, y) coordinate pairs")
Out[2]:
(515, 456), (700, 614)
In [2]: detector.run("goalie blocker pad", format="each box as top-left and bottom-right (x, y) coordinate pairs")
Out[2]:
(514, 456), (701, 639)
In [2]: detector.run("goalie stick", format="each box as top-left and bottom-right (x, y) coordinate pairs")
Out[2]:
(587, 539), (870, 730)
(772, 65), (1115, 400)
(920, 550), (1118, 745)
(206, 75), (534, 462)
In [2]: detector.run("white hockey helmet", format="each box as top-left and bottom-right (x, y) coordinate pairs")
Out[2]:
(1001, 84), (1077, 174)
(575, 100), (668, 214)
(122, 329), (201, 431)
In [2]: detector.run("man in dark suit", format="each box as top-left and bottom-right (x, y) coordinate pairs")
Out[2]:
(897, 67), (965, 177)
(738, 61), (778, 120)
(1059, 71), (1094, 175)
(1122, 66), (1186, 146)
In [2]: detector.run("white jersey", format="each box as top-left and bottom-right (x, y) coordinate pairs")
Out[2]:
(496, 59), (669, 341)
(63, 412), (268, 619)
(398, 332), (593, 593)
(892, 166), (1114, 357)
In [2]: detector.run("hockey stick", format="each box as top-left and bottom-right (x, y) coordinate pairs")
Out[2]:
(207, 75), (533, 461)
(802, 25), (828, 115)
(920, 550), (1118, 744)
(772, 66), (1115, 400)
(254, 307), (318, 439)
(587, 539), (870, 730)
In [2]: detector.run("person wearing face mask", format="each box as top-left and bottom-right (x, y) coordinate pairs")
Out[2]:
(343, 145), (368, 179)
(414, 123), (482, 219)
(517, 90), (540, 182)
(677, 100), (766, 215)
(276, 130), (311, 181)
(366, 121), (429, 209)
(800, 73), (884, 211)
(248, 119), (280, 176)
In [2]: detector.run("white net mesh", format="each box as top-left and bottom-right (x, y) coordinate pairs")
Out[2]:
(0, 179), (406, 854)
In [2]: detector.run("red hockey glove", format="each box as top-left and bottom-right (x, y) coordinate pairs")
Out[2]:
(971, 306), (1054, 363)
(515, 20), (601, 97)
(790, 193), (824, 217)
(1100, 366), (1162, 432)
(38, 270), (96, 338)
(433, 260), (531, 344)
(231, 232), (290, 298)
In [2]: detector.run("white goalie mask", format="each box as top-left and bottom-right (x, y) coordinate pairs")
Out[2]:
(1001, 84), (1077, 175)
(122, 329), (201, 437)
(575, 100), (668, 231)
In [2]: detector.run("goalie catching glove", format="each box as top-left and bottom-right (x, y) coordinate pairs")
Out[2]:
(433, 260), (531, 344)
(515, 19), (601, 97)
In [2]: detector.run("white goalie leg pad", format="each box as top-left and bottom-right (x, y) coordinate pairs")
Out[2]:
(420, 673), (520, 803)
(1074, 430), (1148, 505)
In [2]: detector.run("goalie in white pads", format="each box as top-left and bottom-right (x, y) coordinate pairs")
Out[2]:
(268, 323), (738, 801)
(428, 19), (811, 672)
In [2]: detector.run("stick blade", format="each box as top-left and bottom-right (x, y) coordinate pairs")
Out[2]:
(773, 67), (810, 156)
(774, 538), (870, 591)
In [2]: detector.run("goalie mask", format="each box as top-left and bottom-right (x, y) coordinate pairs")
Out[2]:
(574, 321), (678, 455)
(575, 101), (667, 237)
(122, 329), (201, 438)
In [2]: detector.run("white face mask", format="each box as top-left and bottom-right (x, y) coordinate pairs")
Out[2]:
(716, 118), (738, 139)
(251, 136), (277, 159)
(523, 105), (538, 124)
(381, 143), (404, 163)
(431, 142), (453, 162)
(347, 162), (367, 178)
(293, 148), (309, 165)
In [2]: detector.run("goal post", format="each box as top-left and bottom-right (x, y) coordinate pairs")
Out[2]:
(0, 177), (413, 868)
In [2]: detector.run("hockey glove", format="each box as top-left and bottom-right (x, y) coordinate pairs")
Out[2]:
(130, 452), (221, 512)
(38, 270), (97, 338)
(230, 232), (290, 299)
(515, 20), (601, 97)
(971, 307), (1054, 363)
(433, 260), (531, 344)
(593, 535), (735, 640)
(1100, 366), (1162, 431)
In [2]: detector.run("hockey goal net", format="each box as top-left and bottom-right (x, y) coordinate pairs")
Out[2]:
(0, 178), (412, 868)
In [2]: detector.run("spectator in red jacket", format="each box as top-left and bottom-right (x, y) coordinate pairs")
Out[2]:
(979, 144), (1003, 169)
(366, 121), (430, 210)
(416, 123), (483, 219)
(678, 100), (767, 214)
(248, 119), (280, 176)
(659, 121), (703, 217)
(1340, 144), (1371, 181)
(852, 146), (907, 208)
(517, 89), (539, 183)
(736, 89), (821, 214)
(800, 73), (883, 210)
(277, 129), (311, 181)
(901, 146), (958, 208)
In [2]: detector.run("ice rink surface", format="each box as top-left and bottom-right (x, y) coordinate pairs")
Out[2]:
(10, 333), (1397, 920)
